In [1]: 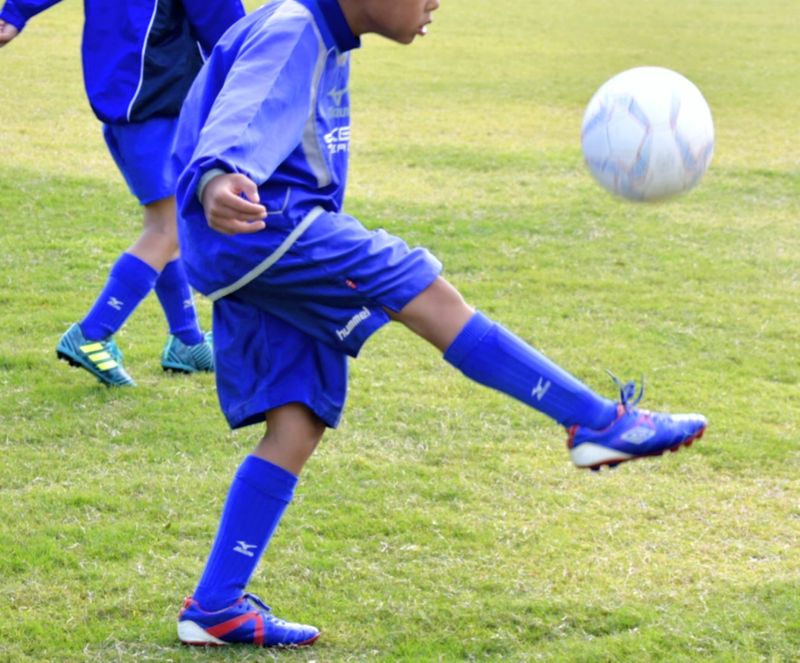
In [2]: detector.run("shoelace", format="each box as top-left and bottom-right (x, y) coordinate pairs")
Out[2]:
(606, 370), (644, 411)
(243, 594), (295, 627)
(243, 593), (273, 615)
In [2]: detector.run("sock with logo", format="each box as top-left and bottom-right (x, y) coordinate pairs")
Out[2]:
(443, 311), (618, 430)
(154, 259), (204, 345)
(80, 252), (158, 341)
(193, 455), (297, 611)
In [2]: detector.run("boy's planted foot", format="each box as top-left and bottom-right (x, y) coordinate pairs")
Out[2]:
(56, 323), (135, 386)
(567, 377), (706, 470)
(161, 331), (214, 373)
(178, 594), (320, 648)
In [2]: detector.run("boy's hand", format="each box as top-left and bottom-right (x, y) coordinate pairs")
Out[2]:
(0, 20), (19, 46)
(201, 173), (267, 235)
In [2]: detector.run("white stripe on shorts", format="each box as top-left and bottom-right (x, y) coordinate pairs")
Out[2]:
(207, 206), (325, 302)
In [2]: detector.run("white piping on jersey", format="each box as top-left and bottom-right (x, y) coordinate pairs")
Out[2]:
(207, 205), (325, 302)
(127, 0), (161, 122)
(291, 0), (333, 188)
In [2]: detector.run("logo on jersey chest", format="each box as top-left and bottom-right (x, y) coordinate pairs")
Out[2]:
(324, 125), (351, 154)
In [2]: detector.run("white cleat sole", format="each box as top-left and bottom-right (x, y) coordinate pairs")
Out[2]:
(178, 620), (227, 646)
(570, 443), (634, 469)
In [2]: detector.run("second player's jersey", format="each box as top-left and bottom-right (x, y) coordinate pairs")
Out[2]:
(0, 0), (245, 123)
(173, 0), (360, 298)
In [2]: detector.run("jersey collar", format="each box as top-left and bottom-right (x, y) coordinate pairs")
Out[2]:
(297, 0), (360, 52)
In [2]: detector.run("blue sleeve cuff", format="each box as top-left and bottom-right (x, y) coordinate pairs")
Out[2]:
(0, 4), (28, 31)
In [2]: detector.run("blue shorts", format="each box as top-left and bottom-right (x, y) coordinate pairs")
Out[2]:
(212, 210), (442, 429)
(102, 117), (178, 205)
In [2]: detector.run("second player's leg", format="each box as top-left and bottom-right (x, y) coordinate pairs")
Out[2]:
(127, 195), (179, 270)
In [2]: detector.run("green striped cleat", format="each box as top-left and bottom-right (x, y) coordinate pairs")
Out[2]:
(161, 331), (214, 373)
(56, 323), (135, 387)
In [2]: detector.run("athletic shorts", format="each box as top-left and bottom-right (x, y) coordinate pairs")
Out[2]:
(212, 209), (442, 430)
(102, 117), (178, 205)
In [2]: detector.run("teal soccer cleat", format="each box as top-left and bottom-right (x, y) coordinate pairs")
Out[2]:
(56, 323), (135, 387)
(161, 331), (214, 373)
(178, 594), (320, 648)
(567, 375), (706, 470)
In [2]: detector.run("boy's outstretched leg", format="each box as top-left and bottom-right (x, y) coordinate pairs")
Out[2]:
(393, 277), (707, 470)
(178, 403), (322, 648)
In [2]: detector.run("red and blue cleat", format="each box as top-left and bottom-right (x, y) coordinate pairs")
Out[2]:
(178, 593), (320, 648)
(567, 375), (706, 470)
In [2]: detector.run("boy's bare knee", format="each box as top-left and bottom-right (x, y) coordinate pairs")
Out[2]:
(253, 403), (326, 475)
(392, 277), (475, 351)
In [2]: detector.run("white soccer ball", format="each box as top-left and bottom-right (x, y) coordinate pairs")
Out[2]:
(581, 66), (715, 202)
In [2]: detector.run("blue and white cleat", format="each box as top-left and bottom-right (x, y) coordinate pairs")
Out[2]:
(567, 376), (706, 470)
(161, 331), (214, 373)
(56, 323), (135, 387)
(177, 594), (320, 648)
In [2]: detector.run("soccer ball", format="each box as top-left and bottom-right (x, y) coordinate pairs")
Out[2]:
(581, 66), (714, 202)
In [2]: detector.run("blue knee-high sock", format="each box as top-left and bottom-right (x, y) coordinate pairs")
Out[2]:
(154, 259), (204, 345)
(193, 456), (298, 611)
(80, 252), (158, 341)
(444, 311), (618, 429)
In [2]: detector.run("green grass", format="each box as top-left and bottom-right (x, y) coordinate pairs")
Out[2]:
(1, 0), (799, 661)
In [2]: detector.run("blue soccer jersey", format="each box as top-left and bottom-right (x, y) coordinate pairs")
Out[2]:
(172, 0), (359, 298)
(0, 0), (245, 123)
(173, 0), (442, 430)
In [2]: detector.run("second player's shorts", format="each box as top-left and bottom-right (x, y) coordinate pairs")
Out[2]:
(103, 117), (178, 205)
(212, 209), (442, 430)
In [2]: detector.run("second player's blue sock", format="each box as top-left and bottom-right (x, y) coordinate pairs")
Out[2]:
(80, 252), (158, 341)
(444, 311), (618, 430)
(154, 259), (204, 345)
(193, 456), (297, 611)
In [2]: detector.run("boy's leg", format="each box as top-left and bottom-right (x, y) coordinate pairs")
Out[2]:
(392, 277), (706, 469)
(57, 198), (176, 386)
(142, 200), (214, 374)
(57, 197), (212, 383)
(391, 277), (618, 429)
(178, 403), (322, 647)
(57, 117), (211, 385)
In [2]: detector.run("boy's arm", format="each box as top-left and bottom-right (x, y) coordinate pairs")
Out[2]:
(0, 0), (63, 34)
(178, 13), (320, 232)
(183, 0), (246, 55)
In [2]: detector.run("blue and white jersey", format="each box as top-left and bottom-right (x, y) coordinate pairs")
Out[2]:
(0, 0), (244, 123)
(173, 0), (360, 298)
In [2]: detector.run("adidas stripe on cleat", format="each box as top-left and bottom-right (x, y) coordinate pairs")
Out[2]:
(56, 323), (135, 387)
(567, 375), (706, 470)
(178, 594), (320, 648)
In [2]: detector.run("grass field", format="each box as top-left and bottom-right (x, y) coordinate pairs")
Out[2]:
(1, 0), (799, 661)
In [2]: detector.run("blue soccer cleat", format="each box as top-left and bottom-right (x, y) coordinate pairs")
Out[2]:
(177, 594), (320, 648)
(56, 323), (135, 387)
(161, 331), (214, 373)
(567, 375), (706, 470)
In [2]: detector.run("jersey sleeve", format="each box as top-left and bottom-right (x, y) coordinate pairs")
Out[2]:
(182, 0), (246, 55)
(180, 10), (322, 202)
(0, 0), (62, 31)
